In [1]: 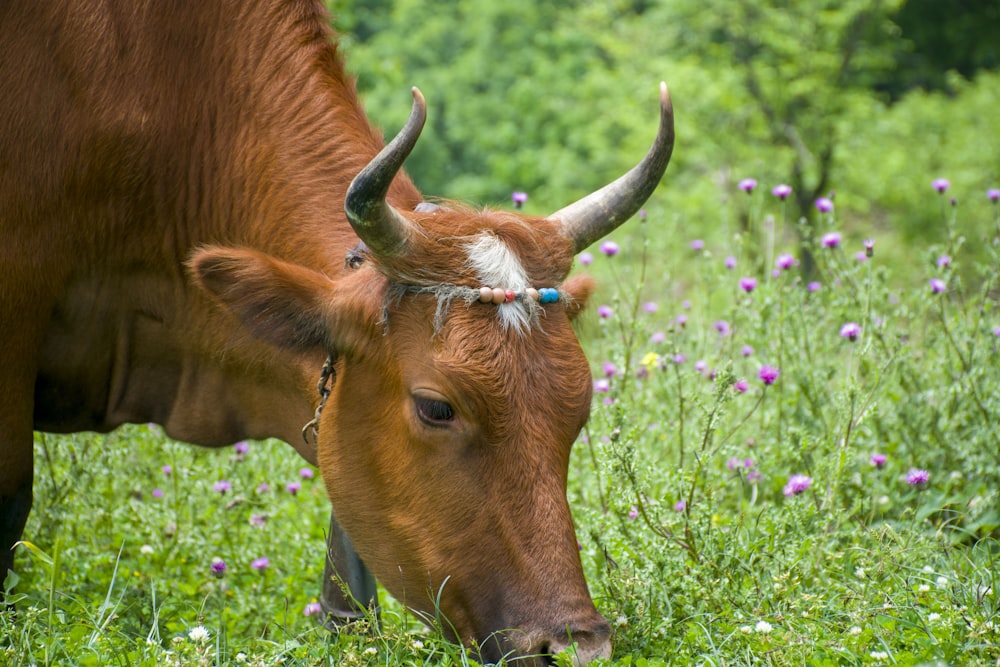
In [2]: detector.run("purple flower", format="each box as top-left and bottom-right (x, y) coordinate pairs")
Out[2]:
(643, 301), (658, 313)
(839, 322), (861, 342)
(936, 255), (951, 269)
(249, 513), (268, 527)
(725, 255), (737, 269)
(627, 506), (639, 520)
(870, 453), (887, 469)
(511, 191), (528, 208)
(152, 488), (163, 498)
(210, 558), (227, 577)
(594, 378), (610, 393)
(251, 557), (270, 572)
(602, 361), (617, 377)
(234, 441), (249, 455)
(821, 232), (842, 248)
(988, 188), (1000, 202)
(578, 251), (594, 266)
(758, 365), (780, 385)
(600, 240), (619, 257)
(734, 379), (749, 393)
(727, 457), (744, 470)
(772, 184), (792, 200)
(739, 276), (758, 293)
(690, 239), (705, 251)
(807, 281), (822, 293)
(932, 178), (950, 193)
(597, 305), (613, 319)
(303, 601), (322, 617)
(906, 469), (929, 486)
(256, 482), (270, 494)
(675, 314), (688, 327)
(299, 467), (315, 480)
(783, 474), (812, 497)
(775, 253), (796, 270)
(694, 359), (707, 373)
(815, 197), (834, 213)
(739, 178), (757, 194)
(855, 251), (868, 263)
(161, 465), (172, 476)
(863, 238), (875, 257)
(213, 480), (231, 495)
(714, 320), (731, 337)
(638, 209), (647, 221)
(994, 326), (1000, 337)
(286, 481), (301, 495)
(929, 278), (946, 294)
(651, 331), (666, 344)
(674, 500), (687, 512)
(682, 300), (692, 309)
(672, 353), (686, 364)
(742, 345), (754, 357)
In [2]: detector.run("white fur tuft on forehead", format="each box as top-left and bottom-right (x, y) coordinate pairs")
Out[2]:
(465, 233), (532, 332)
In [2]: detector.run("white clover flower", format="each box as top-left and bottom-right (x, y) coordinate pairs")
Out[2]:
(848, 626), (862, 635)
(188, 626), (209, 643)
(755, 620), (773, 634)
(615, 615), (628, 627)
(922, 565), (934, 574)
(140, 544), (154, 555)
(936, 576), (948, 588)
(855, 567), (866, 579)
(411, 640), (424, 650)
(235, 653), (247, 664)
(927, 612), (941, 622)
(740, 625), (752, 634)
(364, 647), (377, 655)
(918, 584), (930, 593)
(870, 650), (889, 661)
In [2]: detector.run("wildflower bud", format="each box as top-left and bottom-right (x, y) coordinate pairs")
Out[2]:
(863, 239), (875, 258)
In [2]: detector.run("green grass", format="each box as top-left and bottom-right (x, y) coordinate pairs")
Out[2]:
(4, 189), (1000, 665)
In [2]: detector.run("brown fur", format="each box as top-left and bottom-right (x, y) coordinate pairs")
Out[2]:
(3, 1), (610, 662)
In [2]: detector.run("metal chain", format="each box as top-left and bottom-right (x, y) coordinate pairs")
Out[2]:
(302, 354), (334, 446)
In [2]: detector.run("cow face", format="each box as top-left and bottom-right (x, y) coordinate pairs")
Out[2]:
(191, 215), (609, 662)
(193, 83), (672, 664)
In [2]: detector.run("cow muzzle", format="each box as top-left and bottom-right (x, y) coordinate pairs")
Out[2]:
(477, 614), (613, 666)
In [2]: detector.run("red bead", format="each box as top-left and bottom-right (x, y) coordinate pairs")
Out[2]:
(504, 289), (516, 303)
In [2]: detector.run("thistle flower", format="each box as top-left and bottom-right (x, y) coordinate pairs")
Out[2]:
(937, 255), (951, 269)
(303, 601), (322, 617)
(906, 469), (930, 486)
(599, 240), (619, 257)
(775, 253), (795, 270)
(725, 255), (737, 269)
(627, 506), (639, 520)
(213, 480), (231, 494)
(210, 557), (227, 578)
(578, 251), (594, 266)
(511, 191), (528, 208)
(870, 453), (887, 469)
(251, 557), (270, 572)
(738, 178), (757, 193)
(741, 345), (754, 357)
(863, 238), (875, 257)
(161, 465), (172, 476)
(643, 301), (658, 313)
(593, 378), (610, 393)
(772, 184), (792, 200)
(674, 500), (687, 512)
(839, 322), (861, 341)
(739, 276), (758, 293)
(286, 481), (301, 495)
(815, 197), (834, 213)
(152, 488), (163, 498)
(758, 365), (780, 385)
(807, 281), (822, 293)
(714, 320), (731, 337)
(734, 379), (749, 393)
(929, 278), (946, 294)
(234, 441), (249, 455)
(602, 361), (617, 377)
(597, 305), (613, 319)
(690, 239), (705, 251)
(783, 474), (812, 496)
(299, 467), (314, 480)
(988, 188), (1000, 202)
(931, 178), (950, 193)
(821, 232), (842, 248)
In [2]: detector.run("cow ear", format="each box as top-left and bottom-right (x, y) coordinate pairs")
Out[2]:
(189, 247), (377, 355)
(561, 274), (596, 321)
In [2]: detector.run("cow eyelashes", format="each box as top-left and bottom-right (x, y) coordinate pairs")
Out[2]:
(414, 396), (455, 427)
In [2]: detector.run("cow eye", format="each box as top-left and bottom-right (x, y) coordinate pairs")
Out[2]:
(414, 396), (455, 426)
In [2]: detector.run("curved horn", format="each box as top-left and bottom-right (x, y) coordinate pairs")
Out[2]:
(345, 87), (427, 257)
(549, 82), (674, 254)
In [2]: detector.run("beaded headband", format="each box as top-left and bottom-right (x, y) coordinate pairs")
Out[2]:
(389, 282), (569, 333)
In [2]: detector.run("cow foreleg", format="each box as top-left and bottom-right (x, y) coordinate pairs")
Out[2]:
(320, 512), (379, 629)
(0, 434), (33, 603)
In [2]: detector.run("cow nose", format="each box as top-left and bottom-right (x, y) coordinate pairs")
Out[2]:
(527, 616), (613, 666)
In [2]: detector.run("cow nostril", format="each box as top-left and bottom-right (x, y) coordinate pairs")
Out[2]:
(540, 622), (613, 665)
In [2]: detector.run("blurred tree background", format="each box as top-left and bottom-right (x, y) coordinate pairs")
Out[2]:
(328, 0), (999, 278)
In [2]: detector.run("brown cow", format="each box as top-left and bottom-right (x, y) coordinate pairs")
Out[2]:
(0, 1), (673, 664)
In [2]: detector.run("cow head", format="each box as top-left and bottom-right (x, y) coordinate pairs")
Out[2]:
(191, 84), (673, 665)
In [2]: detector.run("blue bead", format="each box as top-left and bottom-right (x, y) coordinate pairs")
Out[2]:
(539, 288), (559, 304)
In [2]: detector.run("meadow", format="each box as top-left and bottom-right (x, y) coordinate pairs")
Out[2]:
(3, 179), (999, 666)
